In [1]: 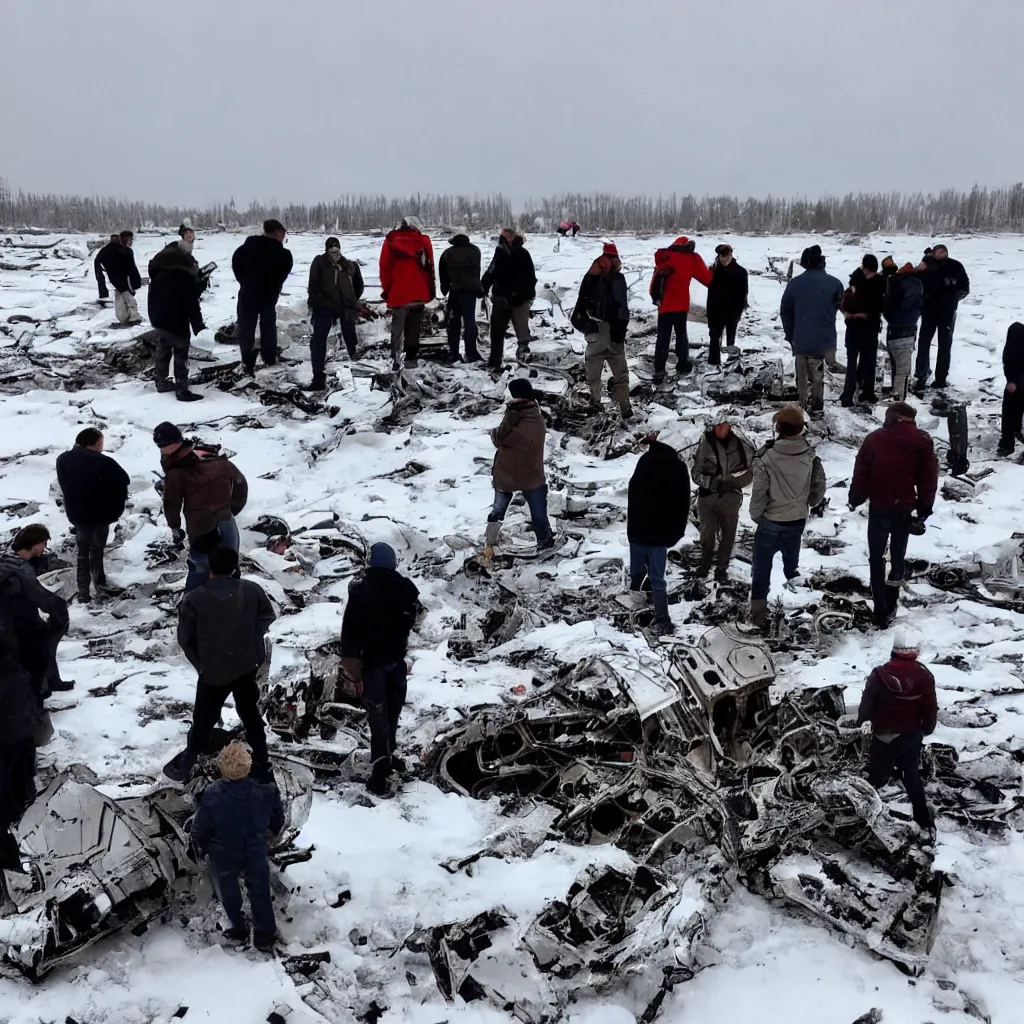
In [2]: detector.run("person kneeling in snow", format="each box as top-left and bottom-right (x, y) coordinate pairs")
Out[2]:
(340, 543), (421, 797)
(191, 742), (284, 949)
(857, 630), (937, 830)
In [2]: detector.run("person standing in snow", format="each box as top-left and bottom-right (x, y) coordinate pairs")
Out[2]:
(190, 742), (284, 950)
(858, 630), (937, 830)
(438, 233), (483, 363)
(627, 438), (690, 635)
(648, 235), (712, 381)
(914, 244), (970, 390)
(839, 254), (886, 406)
(147, 234), (207, 402)
(692, 414), (754, 581)
(172, 546), (275, 784)
(571, 242), (633, 419)
(557, 221), (581, 238)
(232, 219), (293, 373)
(339, 543), (421, 797)
(94, 231), (143, 324)
(0, 526), (71, 700)
(848, 402), (938, 628)
(55, 427), (130, 604)
(379, 216), (435, 371)
(748, 406), (827, 629)
(779, 245), (844, 414)
(999, 322), (1024, 456)
(706, 244), (748, 365)
(94, 233), (120, 300)
(481, 229), (537, 368)
(881, 260), (925, 401)
(485, 379), (553, 552)
(153, 422), (248, 592)
(306, 236), (364, 390)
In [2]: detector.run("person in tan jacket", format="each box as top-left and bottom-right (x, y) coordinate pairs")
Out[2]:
(485, 379), (552, 551)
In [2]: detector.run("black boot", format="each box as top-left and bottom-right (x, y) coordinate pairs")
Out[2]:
(176, 386), (204, 402)
(154, 377), (175, 394)
(308, 372), (327, 391)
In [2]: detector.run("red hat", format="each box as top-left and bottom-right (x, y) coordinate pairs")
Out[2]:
(602, 240), (619, 257)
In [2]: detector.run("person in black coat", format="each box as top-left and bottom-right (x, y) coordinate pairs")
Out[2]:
(147, 240), (206, 401)
(481, 230), (537, 367)
(306, 237), (364, 389)
(839, 255), (886, 405)
(94, 231), (143, 324)
(998, 322), (1024, 456)
(55, 427), (130, 603)
(706, 244), (748, 364)
(232, 219), (294, 372)
(0, 628), (39, 870)
(626, 439), (690, 635)
(914, 244), (970, 388)
(94, 234), (120, 299)
(339, 543), (420, 796)
(190, 742), (284, 949)
(439, 234), (483, 363)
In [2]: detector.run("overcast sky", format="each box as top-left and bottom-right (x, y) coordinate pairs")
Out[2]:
(4, 0), (1023, 207)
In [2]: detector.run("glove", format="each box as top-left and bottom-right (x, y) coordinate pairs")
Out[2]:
(171, 528), (186, 548)
(860, 721), (872, 737)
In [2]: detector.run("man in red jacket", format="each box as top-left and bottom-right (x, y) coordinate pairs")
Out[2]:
(649, 236), (712, 381)
(379, 217), (435, 370)
(848, 402), (938, 628)
(857, 629), (937, 829)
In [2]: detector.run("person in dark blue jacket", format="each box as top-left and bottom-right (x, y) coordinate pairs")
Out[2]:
(881, 260), (925, 400)
(191, 742), (284, 949)
(779, 246), (844, 412)
(998, 322), (1024, 456)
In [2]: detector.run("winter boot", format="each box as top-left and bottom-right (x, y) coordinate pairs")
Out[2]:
(653, 617), (676, 636)
(308, 372), (327, 391)
(176, 387), (204, 402)
(749, 598), (768, 629)
(621, 403), (635, 421)
(676, 360), (693, 374)
(714, 568), (729, 584)
(366, 762), (390, 796)
(154, 377), (176, 394)
(465, 347), (483, 363)
(997, 438), (1015, 457)
(652, 370), (666, 385)
(484, 520), (502, 549)
(405, 357), (420, 368)
(516, 343), (531, 363)
(224, 923), (249, 943)
(254, 931), (277, 952)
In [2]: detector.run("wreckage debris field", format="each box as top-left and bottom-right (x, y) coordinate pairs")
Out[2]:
(1, 231), (1023, 1023)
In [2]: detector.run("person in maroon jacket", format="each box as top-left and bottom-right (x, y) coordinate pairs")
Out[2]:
(857, 630), (937, 829)
(848, 402), (938, 628)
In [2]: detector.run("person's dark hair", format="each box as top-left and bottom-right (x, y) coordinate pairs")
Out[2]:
(208, 545), (240, 577)
(263, 218), (286, 236)
(777, 420), (803, 438)
(119, 230), (134, 243)
(862, 254), (878, 272)
(13, 524), (50, 552)
(75, 427), (103, 447)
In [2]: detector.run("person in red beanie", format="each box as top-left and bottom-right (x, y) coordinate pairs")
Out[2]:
(648, 236), (712, 380)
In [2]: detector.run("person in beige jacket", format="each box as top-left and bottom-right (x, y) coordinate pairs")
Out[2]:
(748, 405), (826, 627)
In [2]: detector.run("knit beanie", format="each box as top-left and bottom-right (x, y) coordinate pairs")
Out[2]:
(326, 236), (341, 250)
(799, 245), (825, 270)
(178, 218), (194, 237)
(368, 542), (398, 569)
(602, 240), (619, 257)
(153, 421), (183, 447)
(715, 243), (733, 256)
(891, 629), (920, 658)
(508, 378), (536, 401)
(219, 742), (252, 781)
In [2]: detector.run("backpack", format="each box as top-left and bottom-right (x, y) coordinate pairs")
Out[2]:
(650, 267), (673, 306)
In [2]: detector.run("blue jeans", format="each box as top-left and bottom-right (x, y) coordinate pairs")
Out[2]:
(237, 298), (278, 367)
(363, 661), (408, 772)
(629, 543), (669, 622)
(446, 289), (480, 356)
(310, 306), (358, 374)
(211, 850), (275, 938)
(750, 518), (804, 600)
(655, 311), (689, 372)
(186, 517), (240, 592)
(489, 486), (552, 545)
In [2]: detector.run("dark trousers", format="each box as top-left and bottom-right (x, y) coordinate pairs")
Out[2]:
(915, 309), (955, 385)
(654, 311), (689, 372)
(707, 312), (740, 364)
(629, 543), (669, 622)
(447, 289), (480, 357)
(868, 732), (932, 828)
(363, 661), (407, 775)
(750, 518), (804, 600)
(153, 328), (190, 385)
(0, 738), (36, 834)
(15, 628), (58, 702)
(842, 321), (879, 400)
(310, 307), (357, 375)
(1001, 384), (1024, 446)
(184, 669), (268, 772)
(212, 850), (276, 938)
(74, 522), (109, 596)
(867, 510), (910, 622)
(237, 298), (278, 368)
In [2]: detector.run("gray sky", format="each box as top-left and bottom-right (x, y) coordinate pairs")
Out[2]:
(4, 0), (1023, 206)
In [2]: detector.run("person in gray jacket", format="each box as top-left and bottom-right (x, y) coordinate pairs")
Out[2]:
(748, 405), (827, 627)
(779, 245), (844, 413)
(692, 413), (754, 581)
(168, 546), (276, 782)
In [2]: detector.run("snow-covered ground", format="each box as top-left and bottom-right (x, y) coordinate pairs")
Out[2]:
(1, 229), (1023, 1023)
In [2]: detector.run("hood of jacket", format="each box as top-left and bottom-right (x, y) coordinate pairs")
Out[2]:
(385, 227), (429, 258)
(655, 238), (696, 266)
(766, 436), (812, 457)
(161, 442), (196, 471)
(643, 439), (680, 462)
(873, 659), (928, 699)
(448, 233), (471, 246)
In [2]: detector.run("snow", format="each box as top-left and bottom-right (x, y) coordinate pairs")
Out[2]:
(1, 228), (1023, 1022)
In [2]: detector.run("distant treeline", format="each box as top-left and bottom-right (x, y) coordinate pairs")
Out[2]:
(3, 177), (1024, 236)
